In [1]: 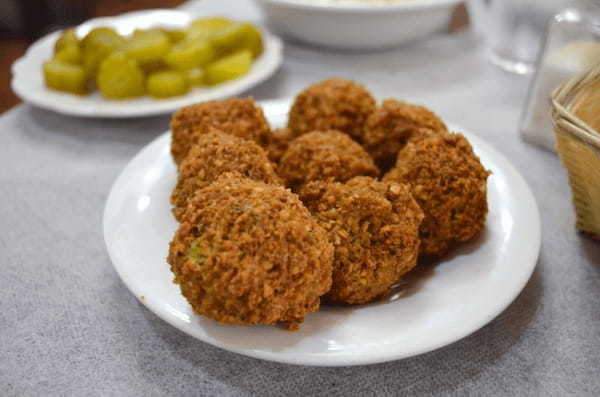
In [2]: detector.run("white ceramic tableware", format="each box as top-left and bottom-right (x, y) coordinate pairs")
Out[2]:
(254, 0), (463, 50)
(104, 99), (541, 366)
(11, 9), (283, 118)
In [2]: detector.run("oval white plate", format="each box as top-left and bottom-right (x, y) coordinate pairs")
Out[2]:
(103, 100), (541, 366)
(11, 9), (283, 118)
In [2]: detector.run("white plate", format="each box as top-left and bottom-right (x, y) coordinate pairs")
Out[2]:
(103, 100), (541, 366)
(11, 10), (283, 118)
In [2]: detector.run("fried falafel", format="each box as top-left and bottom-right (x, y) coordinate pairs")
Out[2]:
(363, 99), (448, 171)
(170, 97), (271, 166)
(170, 131), (282, 222)
(288, 78), (375, 141)
(300, 177), (424, 305)
(384, 132), (490, 257)
(262, 127), (294, 164)
(167, 174), (334, 330)
(277, 130), (379, 191)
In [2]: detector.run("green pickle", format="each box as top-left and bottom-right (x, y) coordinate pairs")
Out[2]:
(241, 24), (263, 58)
(81, 27), (126, 77)
(165, 39), (215, 70)
(163, 29), (186, 43)
(54, 29), (79, 53)
(54, 45), (81, 64)
(125, 29), (171, 66)
(186, 17), (233, 40)
(185, 68), (205, 86)
(147, 70), (188, 98)
(43, 60), (88, 95)
(205, 49), (252, 85)
(139, 60), (167, 74)
(80, 27), (124, 50)
(211, 22), (263, 57)
(46, 18), (259, 99)
(97, 52), (145, 99)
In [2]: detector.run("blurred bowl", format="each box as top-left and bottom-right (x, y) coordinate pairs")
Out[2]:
(254, 0), (462, 50)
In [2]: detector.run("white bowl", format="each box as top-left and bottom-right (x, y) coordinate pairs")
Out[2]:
(254, 0), (462, 50)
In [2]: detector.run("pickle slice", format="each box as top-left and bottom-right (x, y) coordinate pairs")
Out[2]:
(81, 27), (125, 51)
(44, 20), (262, 97)
(125, 29), (171, 66)
(185, 68), (205, 87)
(54, 29), (79, 53)
(97, 52), (145, 99)
(54, 45), (81, 64)
(163, 29), (186, 44)
(241, 24), (264, 58)
(165, 39), (215, 70)
(81, 27), (126, 78)
(139, 60), (167, 74)
(147, 70), (189, 98)
(43, 60), (88, 95)
(211, 22), (263, 57)
(205, 49), (252, 85)
(187, 17), (233, 40)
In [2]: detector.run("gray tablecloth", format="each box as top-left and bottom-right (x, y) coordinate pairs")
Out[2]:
(2, 1), (599, 396)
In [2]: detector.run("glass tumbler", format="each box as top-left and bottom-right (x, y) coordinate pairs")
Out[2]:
(520, 0), (600, 150)
(468, 0), (574, 74)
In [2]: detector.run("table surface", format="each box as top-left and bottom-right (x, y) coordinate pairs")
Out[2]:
(2, 1), (599, 396)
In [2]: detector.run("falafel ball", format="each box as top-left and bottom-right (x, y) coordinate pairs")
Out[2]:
(277, 130), (379, 191)
(170, 97), (271, 166)
(170, 130), (283, 222)
(288, 78), (375, 141)
(300, 177), (424, 304)
(383, 132), (490, 257)
(363, 99), (448, 171)
(263, 127), (294, 164)
(167, 174), (334, 330)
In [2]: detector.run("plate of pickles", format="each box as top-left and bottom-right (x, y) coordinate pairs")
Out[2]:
(11, 9), (283, 118)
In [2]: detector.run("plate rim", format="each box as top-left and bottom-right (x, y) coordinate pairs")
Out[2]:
(11, 9), (283, 118)
(103, 103), (541, 366)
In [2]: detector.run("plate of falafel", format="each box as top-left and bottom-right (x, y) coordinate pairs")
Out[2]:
(104, 79), (541, 366)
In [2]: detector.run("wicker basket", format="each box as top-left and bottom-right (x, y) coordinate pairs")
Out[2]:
(551, 62), (600, 239)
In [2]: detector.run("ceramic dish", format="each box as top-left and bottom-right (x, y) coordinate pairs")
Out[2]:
(254, 0), (462, 50)
(103, 99), (541, 366)
(11, 9), (283, 118)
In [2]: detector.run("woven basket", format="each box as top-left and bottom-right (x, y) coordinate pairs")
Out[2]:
(551, 62), (600, 240)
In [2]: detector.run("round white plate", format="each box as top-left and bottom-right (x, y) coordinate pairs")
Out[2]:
(103, 100), (541, 366)
(11, 9), (283, 118)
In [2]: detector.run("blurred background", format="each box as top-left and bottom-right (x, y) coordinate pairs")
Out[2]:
(0, 0), (468, 113)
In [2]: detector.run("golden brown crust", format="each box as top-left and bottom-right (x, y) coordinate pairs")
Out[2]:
(170, 98), (271, 166)
(288, 78), (375, 141)
(383, 133), (490, 257)
(167, 174), (333, 329)
(299, 177), (423, 304)
(277, 130), (379, 191)
(262, 127), (295, 164)
(170, 131), (282, 222)
(363, 99), (447, 171)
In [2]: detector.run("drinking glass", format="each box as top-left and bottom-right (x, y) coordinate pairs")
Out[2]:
(467, 0), (574, 74)
(520, 1), (600, 150)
